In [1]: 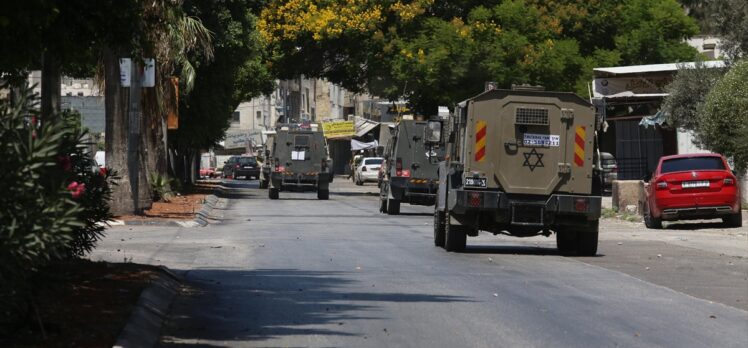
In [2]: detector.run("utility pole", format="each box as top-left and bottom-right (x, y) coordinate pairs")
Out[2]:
(128, 59), (142, 213)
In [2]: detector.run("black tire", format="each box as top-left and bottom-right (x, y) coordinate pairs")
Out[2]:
(434, 208), (446, 247)
(268, 187), (279, 200)
(577, 220), (599, 256)
(644, 205), (663, 229)
(556, 230), (577, 256)
(444, 216), (467, 252)
(386, 198), (400, 215)
(317, 189), (329, 200)
(723, 211), (743, 228)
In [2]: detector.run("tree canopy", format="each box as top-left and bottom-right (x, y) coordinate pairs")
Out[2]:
(699, 60), (748, 173)
(260, 0), (699, 114)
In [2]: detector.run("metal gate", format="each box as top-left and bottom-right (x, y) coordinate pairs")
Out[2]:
(615, 120), (663, 180)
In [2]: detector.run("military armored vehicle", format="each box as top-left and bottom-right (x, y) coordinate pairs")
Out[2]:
(266, 124), (332, 200)
(431, 87), (602, 255)
(379, 119), (445, 215)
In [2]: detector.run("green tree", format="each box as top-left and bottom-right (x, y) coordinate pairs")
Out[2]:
(260, 0), (700, 114)
(662, 61), (727, 133)
(171, 0), (274, 183)
(699, 60), (748, 173)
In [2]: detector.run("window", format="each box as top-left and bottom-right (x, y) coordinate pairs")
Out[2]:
(231, 111), (240, 123)
(364, 158), (384, 166)
(294, 135), (310, 147)
(661, 157), (725, 173)
(237, 157), (257, 165)
(256, 111), (262, 119)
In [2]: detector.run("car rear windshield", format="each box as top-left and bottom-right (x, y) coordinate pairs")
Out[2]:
(237, 157), (257, 165)
(364, 158), (383, 165)
(661, 157), (725, 173)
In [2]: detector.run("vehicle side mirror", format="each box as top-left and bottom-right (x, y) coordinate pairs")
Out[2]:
(424, 120), (442, 145)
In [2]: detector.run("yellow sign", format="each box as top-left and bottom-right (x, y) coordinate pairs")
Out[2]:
(321, 120), (355, 139)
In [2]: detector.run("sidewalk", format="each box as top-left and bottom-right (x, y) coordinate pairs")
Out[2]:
(330, 175), (380, 196)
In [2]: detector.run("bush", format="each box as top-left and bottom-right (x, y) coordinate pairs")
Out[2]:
(0, 85), (115, 326)
(699, 60), (748, 174)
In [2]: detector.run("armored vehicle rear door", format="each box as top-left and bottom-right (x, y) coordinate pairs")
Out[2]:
(467, 91), (593, 195)
(396, 121), (442, 179)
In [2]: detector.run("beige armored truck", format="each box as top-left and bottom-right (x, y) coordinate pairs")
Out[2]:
(431, 87), (602, 255)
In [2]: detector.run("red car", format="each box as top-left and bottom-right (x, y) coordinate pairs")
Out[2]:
(644, 153), (742, 229)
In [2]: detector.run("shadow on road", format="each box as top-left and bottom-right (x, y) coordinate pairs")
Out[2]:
(461, 244), (560, 255)
(664, 221), (731, 230)
(159, 269), (471, 346)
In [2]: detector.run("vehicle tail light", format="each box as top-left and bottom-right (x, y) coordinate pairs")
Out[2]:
(275, 165), (285, 172)
(574, 198), (588, 212)
(468, 192), (482, 207)
(656, 181), (668, 190)
(612, 165), (618, 173)
(724, 178), (735, 185)
(235, 164), (240, 168)
(395, 158), (410, 177)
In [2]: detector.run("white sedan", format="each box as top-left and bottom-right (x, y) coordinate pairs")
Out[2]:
(354, 157), (384, 185)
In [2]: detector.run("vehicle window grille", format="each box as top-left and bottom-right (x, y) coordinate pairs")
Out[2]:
(516, 107), (549, 125)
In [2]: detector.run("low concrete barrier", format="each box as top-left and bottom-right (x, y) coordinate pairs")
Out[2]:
(611, 180), (646, 215)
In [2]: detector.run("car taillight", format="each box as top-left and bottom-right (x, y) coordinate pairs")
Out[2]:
(612, 166), (618, 173)
(724, 178), (735, 185)
(656, 181), (668, 190)
(275, 165), (285, 172)
(574, 198), (589, 212)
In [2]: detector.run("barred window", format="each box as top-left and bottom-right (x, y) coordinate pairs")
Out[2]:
(515, 107), (549, 125)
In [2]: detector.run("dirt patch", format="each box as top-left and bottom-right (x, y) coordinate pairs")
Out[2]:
(1, 260), (158, 348)
(116, 182), (218, 221)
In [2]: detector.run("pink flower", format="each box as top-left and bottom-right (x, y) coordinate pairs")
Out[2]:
(67, 182), (86, 199)
(58, 155), (72, 171)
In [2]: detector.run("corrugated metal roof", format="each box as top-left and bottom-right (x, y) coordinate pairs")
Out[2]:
(593, 60), (726, 77)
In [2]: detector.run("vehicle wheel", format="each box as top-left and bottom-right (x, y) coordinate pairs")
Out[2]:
(444, 216), (466, 252)
(386, 198), (400, 215)
(723, 211), (743, 228)
(643, 205), (662, 229)
(268, 187), (279, 200)
(317, 189), (329, 200)
(433, 208), (446, 247)
(576, 220), (599, 256)
(556, 229), (577, 256)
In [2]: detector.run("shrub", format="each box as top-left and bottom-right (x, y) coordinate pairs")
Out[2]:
(0, 85), (116, 326)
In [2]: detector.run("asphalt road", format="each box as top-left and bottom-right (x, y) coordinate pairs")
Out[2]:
(91, 179), (748, 347)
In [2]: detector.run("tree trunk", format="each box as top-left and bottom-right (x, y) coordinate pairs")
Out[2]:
(104, 48), (135, 215)
(104, 49), (153, 215)
(40, 50), (61, 122)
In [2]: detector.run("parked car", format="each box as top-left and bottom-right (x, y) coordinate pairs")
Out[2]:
(354, 157), (384, 185)
(643, 153), (742, 229)
(601, 152), (618, 190)
(199, 167), (216, 178)
(222, 156), (260, 180)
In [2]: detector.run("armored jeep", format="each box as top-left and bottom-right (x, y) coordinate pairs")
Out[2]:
(432, 87), (602, 255)
(379, 119), (445, 215)
(266, 124), (332, 200)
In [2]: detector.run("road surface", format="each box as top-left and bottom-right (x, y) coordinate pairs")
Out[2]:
(91, 179), (748, 347)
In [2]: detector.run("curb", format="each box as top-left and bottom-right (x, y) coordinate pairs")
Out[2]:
(109, 219), (200, 228)
(112, 267), (181, 348)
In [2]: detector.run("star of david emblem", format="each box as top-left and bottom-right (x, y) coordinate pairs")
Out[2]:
(522, 148), (544, 171)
